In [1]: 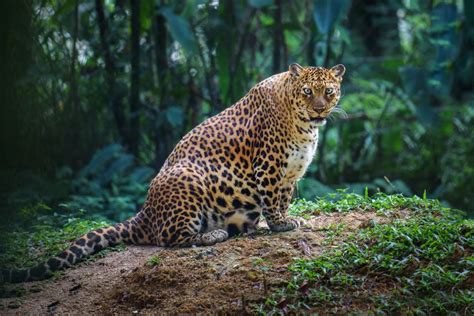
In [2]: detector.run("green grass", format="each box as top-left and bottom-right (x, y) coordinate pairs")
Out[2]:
(261, 192), (474, 314)
(145, 255), (162, 267)
(0, 203), (112, 269)
(288, 190), (444, 216)
(320, 223), (347, 245)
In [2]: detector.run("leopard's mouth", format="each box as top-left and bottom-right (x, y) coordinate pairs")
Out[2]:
(297, 114), (327, 126)
(309, 116), (327, 126)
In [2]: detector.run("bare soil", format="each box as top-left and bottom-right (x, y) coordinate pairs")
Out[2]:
(0, 211), (396, 314)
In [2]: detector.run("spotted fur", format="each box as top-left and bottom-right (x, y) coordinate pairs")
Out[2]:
(1, 64), (345, 283)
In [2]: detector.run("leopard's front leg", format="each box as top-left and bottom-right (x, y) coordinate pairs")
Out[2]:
(251, 112), (301, 233)
(254, 165), (299, 232)
(266, 183), (302, 232)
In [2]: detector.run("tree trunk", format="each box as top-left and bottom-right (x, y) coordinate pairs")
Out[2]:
(95, 0), (128, 145)
(226, 6), (256, 104)
(129, 0), (141, 156)
(153, 4), (171, 168)
(0, 0), (34, 170)
(186, 72), (199, 131)
(69, 0), (79, 113)
(348, 0), (401, 56)
(452, 0), (474, 100)
(272, 0), (283, 73)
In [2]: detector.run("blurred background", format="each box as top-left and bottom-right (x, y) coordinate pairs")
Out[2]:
(1, 0), (473, 222)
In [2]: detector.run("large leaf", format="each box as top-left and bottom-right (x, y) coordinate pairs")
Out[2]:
(429, 3), (460, 97)
(128, 167), (155, 183)
(313, 0), (351, 35)
(78, 144), (123, 178)
(159, 6), (198, 55)
(415, 103), (438, 127)
(165, 106), (184, 127)
(400, 67), (427, 95)
(99, 154), (135, 185)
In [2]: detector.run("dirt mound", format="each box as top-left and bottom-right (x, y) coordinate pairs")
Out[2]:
(0, 211), (387, 314)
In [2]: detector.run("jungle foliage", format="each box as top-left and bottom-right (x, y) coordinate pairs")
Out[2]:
(0, 0), (473, 223)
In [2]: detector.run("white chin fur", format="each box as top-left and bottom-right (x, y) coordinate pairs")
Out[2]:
(313, 119), (326, 127)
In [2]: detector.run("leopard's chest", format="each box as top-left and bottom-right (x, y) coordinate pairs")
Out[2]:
(284, 133), (319, 181)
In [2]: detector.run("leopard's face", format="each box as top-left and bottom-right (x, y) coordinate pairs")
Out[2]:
(288, 64), (346, 126)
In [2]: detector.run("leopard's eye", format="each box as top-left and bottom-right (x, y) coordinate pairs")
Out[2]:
(325, 88), (334, 95)
(303, 87), (312, 95)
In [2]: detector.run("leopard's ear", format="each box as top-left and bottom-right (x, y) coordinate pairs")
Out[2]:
(289, 63), (304, 77)
(330, 64), (346, 80)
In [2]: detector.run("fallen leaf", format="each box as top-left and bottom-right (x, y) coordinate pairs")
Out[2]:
(297, 239), (312, 256)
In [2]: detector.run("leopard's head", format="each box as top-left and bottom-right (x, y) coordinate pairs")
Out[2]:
(287, 63), (346, 126)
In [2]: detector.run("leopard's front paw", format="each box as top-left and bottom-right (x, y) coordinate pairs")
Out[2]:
(268, 218), (302, 232)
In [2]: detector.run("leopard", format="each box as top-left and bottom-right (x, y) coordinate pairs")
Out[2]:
(1, 63), (345, 283)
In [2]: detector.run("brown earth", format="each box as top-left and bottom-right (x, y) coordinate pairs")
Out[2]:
(0, 211), (399, 314)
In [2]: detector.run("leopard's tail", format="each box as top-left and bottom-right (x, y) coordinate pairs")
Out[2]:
(0, 215), (151, 283)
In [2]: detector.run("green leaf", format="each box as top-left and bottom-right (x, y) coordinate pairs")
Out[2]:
(139, 0), (154, 31)
(415, 104), (439, 127)
(165, 106), (184, 127)
(313, 0), (351, 35)
(159, 6), (198, 55)
(248, 0), (273, 8)
(79, 144), (123, 178)
(100, 154), (135, 185)
(54, 0), (77, 18)
(429, 3), (460, 97)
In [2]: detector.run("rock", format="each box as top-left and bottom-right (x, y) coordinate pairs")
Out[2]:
(246, 271), (259, 281)
(8, 301), (20, 309)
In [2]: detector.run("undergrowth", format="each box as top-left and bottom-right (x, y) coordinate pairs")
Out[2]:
(262, 193), (473, 314)
(288, 189), (440, 216)
(0, 203), (113, 270)
(0, 144), (151, 270)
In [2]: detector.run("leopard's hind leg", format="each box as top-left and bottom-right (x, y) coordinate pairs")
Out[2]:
(155, 198), (229, 247)
(153, 164), (228, 247)
(156, 207), (229, 247)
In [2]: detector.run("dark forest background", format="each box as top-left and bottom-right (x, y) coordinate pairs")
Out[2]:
(1, 0), (473, 222)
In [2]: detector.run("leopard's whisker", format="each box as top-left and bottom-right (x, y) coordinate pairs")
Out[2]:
(329, 106), (348, 120)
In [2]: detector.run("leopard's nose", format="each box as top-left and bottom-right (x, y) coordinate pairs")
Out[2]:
(313, 97), (326, 113)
